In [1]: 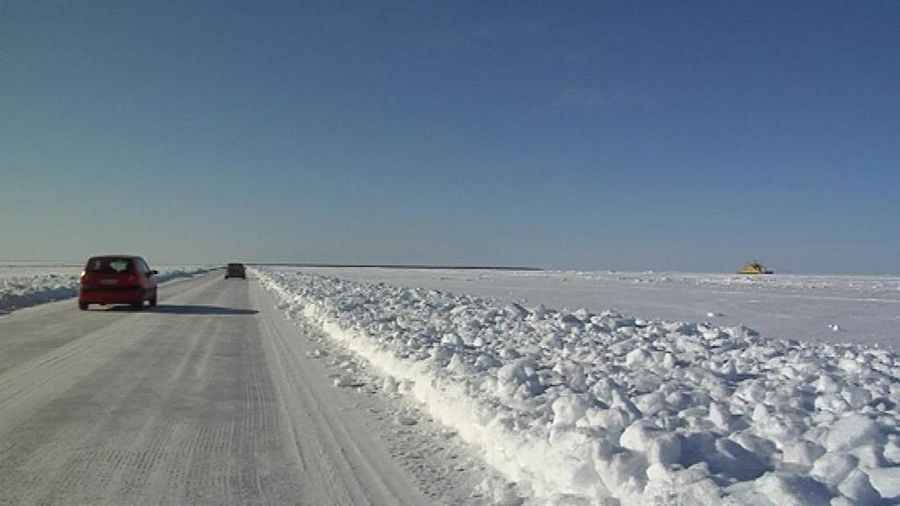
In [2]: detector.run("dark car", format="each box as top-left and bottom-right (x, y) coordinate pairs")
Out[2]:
(225, 263), (246, 279)
(79, 255), (158, 310)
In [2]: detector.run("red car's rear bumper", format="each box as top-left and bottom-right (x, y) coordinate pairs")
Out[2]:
(79, 287), (145, 304)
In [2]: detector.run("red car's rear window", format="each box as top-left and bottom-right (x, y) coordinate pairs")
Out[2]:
(86, 258), (134, 273)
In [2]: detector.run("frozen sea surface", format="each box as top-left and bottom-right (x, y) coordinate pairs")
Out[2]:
(282, 268), (900, 350)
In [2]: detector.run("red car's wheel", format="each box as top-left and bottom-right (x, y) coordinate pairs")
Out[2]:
(79, 302), (89, 311)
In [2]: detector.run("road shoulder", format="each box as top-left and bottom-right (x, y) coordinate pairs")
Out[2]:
(251, 279), (503, 506)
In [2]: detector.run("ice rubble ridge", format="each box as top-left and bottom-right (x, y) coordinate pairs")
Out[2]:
(255, 268), (900, 506)
(0, 266), (215, 313)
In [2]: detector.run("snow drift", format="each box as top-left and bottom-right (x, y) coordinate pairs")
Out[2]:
(255, 268), (900, 506)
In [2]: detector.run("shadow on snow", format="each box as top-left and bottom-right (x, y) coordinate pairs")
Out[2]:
(104, 305), (258, 316)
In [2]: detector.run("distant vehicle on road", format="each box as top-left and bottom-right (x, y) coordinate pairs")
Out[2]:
(225, 263), (246, 279)
(79, 255), (158, 310)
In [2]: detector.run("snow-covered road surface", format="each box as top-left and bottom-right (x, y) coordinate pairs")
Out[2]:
(0, 272), (488, 505)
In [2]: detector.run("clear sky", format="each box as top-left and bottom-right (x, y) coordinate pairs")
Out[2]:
(2, 1), (898, 273)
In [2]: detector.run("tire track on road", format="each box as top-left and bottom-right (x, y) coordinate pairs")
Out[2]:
(254, 283), (432, 506)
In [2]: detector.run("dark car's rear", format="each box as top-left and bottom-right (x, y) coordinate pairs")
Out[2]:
(79, 256), (158, 310)
(225, 263), (246, 279)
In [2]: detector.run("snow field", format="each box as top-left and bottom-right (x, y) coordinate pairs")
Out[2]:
(0, 265), (216, 314)
(288, 266), (900, 350)
(255, 267), (900, 506)
(552, 271), (900, 294)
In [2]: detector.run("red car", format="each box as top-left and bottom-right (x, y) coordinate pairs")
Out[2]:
(79, 255), (158, 310)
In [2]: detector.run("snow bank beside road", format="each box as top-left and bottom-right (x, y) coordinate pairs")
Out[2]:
(291, 267), (900, 349)
(256, 267), (900, 506)
(0, 265), (215, 314)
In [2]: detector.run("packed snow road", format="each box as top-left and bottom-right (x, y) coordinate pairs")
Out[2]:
(0, 272), (483, 505)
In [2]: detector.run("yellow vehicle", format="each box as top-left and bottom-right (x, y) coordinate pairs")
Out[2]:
(738, 261), (773, 275)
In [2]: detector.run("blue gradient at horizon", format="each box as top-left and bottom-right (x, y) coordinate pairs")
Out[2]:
(2, 1), (898, 273)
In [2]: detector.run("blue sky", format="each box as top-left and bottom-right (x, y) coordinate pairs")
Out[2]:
(2, 1), (898, 273)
